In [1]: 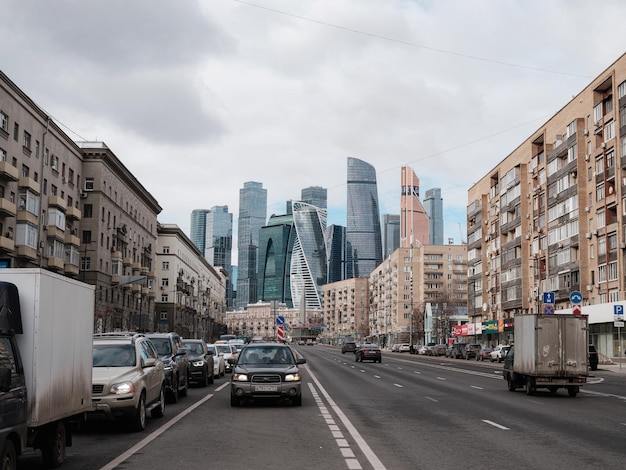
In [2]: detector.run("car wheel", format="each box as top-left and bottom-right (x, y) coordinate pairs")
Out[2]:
(130, 393), (147, 432)
(230, 394), (241, 407)
(180, 371), (188, 397)
(0, 438), (16, 470)
(292, 395), (302, 406)
(378, 358), (382, 363)
(41, 420), (66, 468)
(151, 386), (165, 418)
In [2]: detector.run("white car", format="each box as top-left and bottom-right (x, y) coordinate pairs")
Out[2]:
(490, 345), (511, 363)
(398, 343), (412, 353)
(215, 343), (237, 372)
(206, 344), (226, 377)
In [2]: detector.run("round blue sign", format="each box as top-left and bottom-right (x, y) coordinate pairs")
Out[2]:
(276, 315), (285, 325)
(569, 291), (583, 304)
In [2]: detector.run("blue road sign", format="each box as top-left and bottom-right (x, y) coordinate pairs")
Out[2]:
(543, 304), (555, 314)
(276, 315), (285, 325)
(614, 305), (624, 316)
(543, 292), (555, 304)
(569, 291), (583, 304)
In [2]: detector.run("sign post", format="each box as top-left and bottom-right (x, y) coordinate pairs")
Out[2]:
(615, 305), (624, 370)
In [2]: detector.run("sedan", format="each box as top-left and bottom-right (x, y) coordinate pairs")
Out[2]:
(216, 343), (237, 373)
(355, 344), (382, 363)
(476, 347), (493, 361)
(490, 345), (510, 362)
(182, 339), (214, 387)
(398, 343), (412, 353)
(206, 343), (226, 377)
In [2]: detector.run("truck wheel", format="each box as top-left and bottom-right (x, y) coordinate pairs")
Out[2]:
(41, 421), (66, 468)
(507, 375), (516, 391)
(130, 393), (147, 432)
(1, 439), (17, 470)
(524, 379), (536, 396)
(151, 387), (165, 418)
(568, 386), (579, 397)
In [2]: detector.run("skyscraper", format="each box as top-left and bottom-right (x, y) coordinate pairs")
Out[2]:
(382, 214), (400, 258)
(290, 201), (327, 311)
(206, 206), (234, 309)
(190, 209), (210, 254)
(424, 188), (444, 245)
(400, 166), (430, 247)
(236, 181), (267, 309)
(346, 157), (382, 278)
(301, 186), (327, 209)
(326, 224), (347, 283)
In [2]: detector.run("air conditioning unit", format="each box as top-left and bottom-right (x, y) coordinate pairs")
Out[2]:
(586, 285), (593, 292)
(525, 234), (531, 240)
(586, 232), (592, 239)
(585, 154), (590, 161)
(80, 191), (87, 199)
(584, 129), (589, 136)
(5, 232), (12, 239)
(601, 142), (607, 149)
(585, 206), (590, 212)
(558, 243), (564, 249)
(592, 230), (598, 236)
(62, 177), (67, 184)
(621, 243), (626, 250)
(595, 283), (600, 289)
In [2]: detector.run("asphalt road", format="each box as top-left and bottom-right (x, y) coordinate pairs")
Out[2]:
(16, 345), (626, 469)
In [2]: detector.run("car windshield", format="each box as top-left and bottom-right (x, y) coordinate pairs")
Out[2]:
(239, 347), (295, 365)
(183, 342), (204, 354)
(93, 344), (136, 367)
(217, 344), (232, 354)
(150, 338), (172, 356)
(206, 345), (216, 354)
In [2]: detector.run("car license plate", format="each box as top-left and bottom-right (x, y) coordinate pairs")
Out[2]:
(254, 385), (278, 392)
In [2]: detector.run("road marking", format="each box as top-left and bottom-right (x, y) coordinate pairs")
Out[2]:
(374, 375), (381, 379)
(471, 385), (483, 390)
(425, 396), (438, 402)
(393, 383), (403, 388)
(483, 420), (509, 430)
(436, 377), (446, 381)
(413, 371), (421, 375)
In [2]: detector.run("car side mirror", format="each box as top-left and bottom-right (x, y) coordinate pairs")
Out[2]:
(207, 350), (215, 356)
(175, 348), (187, 357)
(296, 358), (306, 365)
(143, 357), (157, 368)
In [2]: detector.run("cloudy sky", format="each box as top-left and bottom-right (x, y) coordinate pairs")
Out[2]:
(2, 0), (626, 251)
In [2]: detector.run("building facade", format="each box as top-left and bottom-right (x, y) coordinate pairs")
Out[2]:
(301, 186), (327, 209)
(346, 157), (382, 278)
(424, 187), (444, 245)
(322, 277), (369, 344)
(236, 181), (267, 309)
(190, 209), (209, 255)
(382, 214), (400, 259)
(206, 205), (233, 310)
(400, 165), (430, 247)
(326, 224), (347, 283)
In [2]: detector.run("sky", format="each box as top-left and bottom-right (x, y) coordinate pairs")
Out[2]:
(1, 0), (626, 255)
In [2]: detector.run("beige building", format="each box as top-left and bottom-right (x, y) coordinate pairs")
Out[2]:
(467, 52), (626, 355)
(322, 278), (369, 344)
(156, 223), (226, 341)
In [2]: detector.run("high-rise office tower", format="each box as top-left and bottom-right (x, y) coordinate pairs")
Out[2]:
(400, 166), (430, 247)
(301, 186), (327, 209)
(206, 206), (234, 309)
(382, 214), (400, 258)
(290, 201), (327, 311)
(236, 181), (267, 309)
(424, 188), (444, 245)
(190, 209), (210, 254)
(326, 224), (347, 283)
(346, 157), (382, 278)
(258, 208), (296, 307)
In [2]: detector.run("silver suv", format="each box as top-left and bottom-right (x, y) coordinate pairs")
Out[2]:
(146, 332), (190, 403)
(89, 333), (166, 432)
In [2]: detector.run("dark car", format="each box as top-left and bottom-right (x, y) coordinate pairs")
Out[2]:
(589, 344), (599, 371)
(355, 344), (382, 363)
(476, 347), (493, 361)
(146, 332), (189, 403)
(449, 343), (467, 359)
(342, 342), (357, 354)
(463, 344), (482, 360)
(230, 342), (306, 406)
(182, 339), (214, 387)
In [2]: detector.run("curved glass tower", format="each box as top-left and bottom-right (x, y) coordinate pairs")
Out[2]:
(290, 201), (327, 311)
(346, 157), (382, 278)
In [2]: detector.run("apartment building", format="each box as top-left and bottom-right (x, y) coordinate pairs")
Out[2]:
(322, 277), (369, 344)
(467, 52), (626, 355)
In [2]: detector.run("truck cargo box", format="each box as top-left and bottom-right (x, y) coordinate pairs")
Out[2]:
(513, 313), (588, 377)
(0, 268), (95, 426)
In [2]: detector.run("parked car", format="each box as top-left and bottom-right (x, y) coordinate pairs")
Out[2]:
(90, 333), (165, 431)
(398, 343), (412, 353)
(431, 344), (448, 356)
(417, 345), (429, 355)
(217, 342), (237, 373)
(146, 332), (190, 403)
(206, 343), (226, 377)
(449, 343), (467, 359)
(355, 344), (382, 363)
(463, 344), (482, 360)
(476, 347), (493, 361)
(230, 342), (306, 406)
(490, 345), (510, 362)
(182, 339), (214, 387)
(589, 344), (599, 371)
(342, 341), (357, 354)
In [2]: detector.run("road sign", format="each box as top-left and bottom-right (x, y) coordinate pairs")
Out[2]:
(277, 325), (285, 342)
(276, 315), (285, 325)
(614, 305), (624, 317)
(543, 304), (555, 314)
(615, 321), (625, 328)
(543, 292), (555, 304)
(569, 291), (583, 304)
(572, 304), (582, 315)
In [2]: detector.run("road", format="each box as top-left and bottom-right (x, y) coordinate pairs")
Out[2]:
(17, 345), (626, 469)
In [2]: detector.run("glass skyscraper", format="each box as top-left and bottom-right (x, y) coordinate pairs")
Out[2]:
(290, 201), (327, 311)
(301, 186), (327, 209)
(382, 214), (400, 258)
(190, 209), (210, 254)
(236, 181), (267, 309)
(206, 206), (234, 309)
(326, 224), (347, 283)
(346, 157), (382, 278)
(424, 188), (444, 245)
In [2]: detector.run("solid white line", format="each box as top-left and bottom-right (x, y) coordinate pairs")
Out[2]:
(99, 392), (215, 470)
(483, 420), (509, 430)
(305, 365), (388, 470)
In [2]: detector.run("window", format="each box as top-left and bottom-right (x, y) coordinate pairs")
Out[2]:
(85, 178), (94, 191)
(163, 246), (170, 254)
(0, 111), (7, 132)
(162, 261), (169, 270)
(82, 230), (92, 244)
(604, 120), (615, 142)
(83, 204), (93, 218)
(161, 278), (169, 287)
(0, 148), (5, 162)
(18, 189), (39, 215)
(620, 80), (626, 99)
(13, 122), (18, 141)
(594, 103), (603, 123)
(47, 208), (66, 229)
(23, 131), (31, 150)
(51, 155), (59, 171)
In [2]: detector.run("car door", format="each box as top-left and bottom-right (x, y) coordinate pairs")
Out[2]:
(140, 340), (161, 403)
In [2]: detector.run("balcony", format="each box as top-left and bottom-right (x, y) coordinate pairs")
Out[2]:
(64, 264), (79, 276)
(111, 250), (122, 259)
(47, 256), (64, 270)
(47, 195), (67, 210)
(0, 198), (16, 217)
(0, 162), (18, 182)
(16, 245), (37, 260)
(65, 206), (81, 221)
(123, 257), (132, 266)
(18, 177), (40, 195)
(16, 209), (38, 225)
(0, 235), (14, 251)
(45, 226), (65, 241)
(64, 232), (80, 246)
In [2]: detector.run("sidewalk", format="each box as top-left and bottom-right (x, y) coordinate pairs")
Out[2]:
(598, 360), (626, 374)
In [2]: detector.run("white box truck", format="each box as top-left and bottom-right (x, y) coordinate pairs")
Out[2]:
(0, 268), (95, 468)
(503, 313), (588, 397)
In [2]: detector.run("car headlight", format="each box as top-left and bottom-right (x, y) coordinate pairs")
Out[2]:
(164, 364), (173, 371)
(284, 373), (300, 382)
(192, 360), (205, 367)
(232, 373), (248, 382)
(111, 382), (135, 395)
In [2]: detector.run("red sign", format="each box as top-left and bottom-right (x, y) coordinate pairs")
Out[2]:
(277, 325), (285, 342)
(572, 304), (582, 315)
